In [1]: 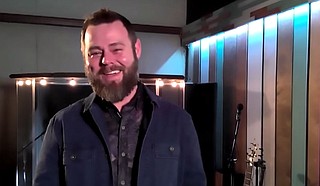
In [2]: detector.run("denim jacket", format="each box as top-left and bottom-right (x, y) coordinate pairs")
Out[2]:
(33, 85), (206, 186)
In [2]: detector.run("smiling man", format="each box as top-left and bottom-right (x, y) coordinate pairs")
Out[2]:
(33, 8), (206, 186)
(83, 19), (140, 109)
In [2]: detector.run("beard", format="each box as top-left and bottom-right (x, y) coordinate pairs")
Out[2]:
(85, 58), (139, 103)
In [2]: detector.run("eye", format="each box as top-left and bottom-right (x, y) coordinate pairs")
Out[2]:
(112, 48), (123, 53)
(88, 50), (103, 58)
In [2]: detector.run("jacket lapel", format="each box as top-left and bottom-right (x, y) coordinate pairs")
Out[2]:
(82, 93), (110, 154)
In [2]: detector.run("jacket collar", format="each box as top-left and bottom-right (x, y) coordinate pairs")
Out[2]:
(82, 81), (160, 113)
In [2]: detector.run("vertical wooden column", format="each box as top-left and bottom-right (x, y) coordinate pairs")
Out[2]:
(193, 43), (200, 83)
(209, 37), (217, 83)
(222, 26), (248, 184)
(215, 34), (225, 171)
(200, 38), (210, 83)
(276, 10), (294, 186)
(223, 31), (237, 174)
(307, 1), (320, 186)
(263, 14), (277, 186)
(247, 19), (263, 154)
(187, 41), (200, 83)
(291, 4), (309, 186)
(234, 25), (248, 175)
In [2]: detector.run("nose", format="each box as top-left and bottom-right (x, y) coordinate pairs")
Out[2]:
(101, 57), (106, 65)
(101, 57), (111, 65)
(100, 51), (115, 66)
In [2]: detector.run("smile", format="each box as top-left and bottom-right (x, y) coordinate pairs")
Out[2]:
(105, 70), (121, 75)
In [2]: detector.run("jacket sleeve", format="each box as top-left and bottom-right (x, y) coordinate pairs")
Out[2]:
(181, 114), (207, 186)
(33, 116), (63, 186)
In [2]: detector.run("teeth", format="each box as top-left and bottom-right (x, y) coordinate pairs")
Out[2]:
(106, 70), (120, 75)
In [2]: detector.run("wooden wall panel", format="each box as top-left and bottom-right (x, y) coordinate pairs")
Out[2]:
(187, 42), (200, 83)
(263, 14), (277, 186)
(222, 27), (248, 184)
(247, 19), (263, 152)
(186, 2), (320, 186)
(291, 4), (309, 186)
(215, 35), (225, 171)
(209, 38), (217, 83)
(187, 42), (195, 82)
(234, 25), (248, 175)
(193, 44), (200, 83)
(222, 31), (238, 174)
(200, 38), (210, 83)
(307, 1), (320, 186)
(276, 10), (293, 186)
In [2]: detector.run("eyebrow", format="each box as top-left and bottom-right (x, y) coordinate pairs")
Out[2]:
(87, 42), (126, 51)
(88, 46), (103, 51)
(109, 42), (125, 48)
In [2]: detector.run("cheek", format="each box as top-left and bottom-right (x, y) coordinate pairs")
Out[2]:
(121, 57), (127, 63)
(86, 62), (99, 73)
(118, 51), (135, 65)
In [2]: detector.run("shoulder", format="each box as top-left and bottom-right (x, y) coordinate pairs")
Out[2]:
(49, 98), (85, 124)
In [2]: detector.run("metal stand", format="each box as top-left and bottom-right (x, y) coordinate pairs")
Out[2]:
(254, 148), (266, 186)
(227, 104), (243, 186)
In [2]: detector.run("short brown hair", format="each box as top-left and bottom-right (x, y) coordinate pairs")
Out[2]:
(80, 8), (137, 52)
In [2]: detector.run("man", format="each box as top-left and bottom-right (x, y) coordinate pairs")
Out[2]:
(33, 8), (206, 186)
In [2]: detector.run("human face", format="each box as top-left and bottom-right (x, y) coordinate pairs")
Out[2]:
(83, 21), (141, 102)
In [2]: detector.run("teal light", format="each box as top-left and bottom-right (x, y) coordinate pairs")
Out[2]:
(215, 32), (225, 41)
(200, 37), (210, 50)
(294, 3), (309, 16)
(291, 2), (309, 186)
(200, 37), (210, 83)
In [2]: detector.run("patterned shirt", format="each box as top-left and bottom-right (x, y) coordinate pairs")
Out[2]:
(99, 83), (146, 186)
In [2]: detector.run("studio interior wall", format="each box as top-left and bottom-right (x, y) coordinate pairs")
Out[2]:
(187, 1), (320, 186)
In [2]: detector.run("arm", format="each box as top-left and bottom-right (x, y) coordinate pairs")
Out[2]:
(33, 116), (63, 186)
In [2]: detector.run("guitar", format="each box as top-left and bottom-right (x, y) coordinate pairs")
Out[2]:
(243, 143), (259, 186)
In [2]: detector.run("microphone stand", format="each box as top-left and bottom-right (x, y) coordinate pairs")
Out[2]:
(18, 130), (46, 154)
(18, 130), (46, 186)
(227, 105), (242, 186)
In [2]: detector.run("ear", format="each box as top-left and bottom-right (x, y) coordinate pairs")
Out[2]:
(134, 38), (142, 59)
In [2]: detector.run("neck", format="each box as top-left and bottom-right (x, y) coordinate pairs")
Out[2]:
(113, 85), (138, 111)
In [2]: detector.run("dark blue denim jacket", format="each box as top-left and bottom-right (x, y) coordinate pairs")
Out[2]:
(33, 85), (206, 186)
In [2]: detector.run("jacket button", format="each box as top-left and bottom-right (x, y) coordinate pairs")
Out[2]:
(169, 146), (175, 152)
(70, 155), (76, 160)
(120, 180), (126, 185)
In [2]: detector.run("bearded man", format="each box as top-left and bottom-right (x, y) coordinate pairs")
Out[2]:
(33, 8), (206, 186)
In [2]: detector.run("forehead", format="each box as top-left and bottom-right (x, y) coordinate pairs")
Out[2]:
(84, 21), (129, 45)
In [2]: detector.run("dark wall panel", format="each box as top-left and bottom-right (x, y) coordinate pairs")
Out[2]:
(185, 83), (217, 186)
